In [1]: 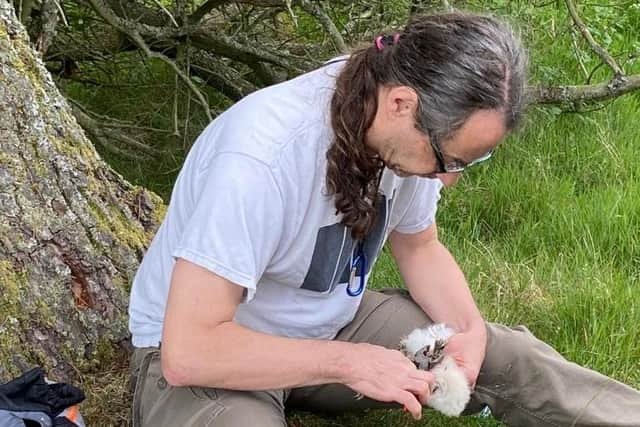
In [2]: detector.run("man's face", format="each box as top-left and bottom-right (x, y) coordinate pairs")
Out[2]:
(367, 87), (507, 186)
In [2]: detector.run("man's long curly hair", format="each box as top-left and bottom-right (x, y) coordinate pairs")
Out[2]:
(326, 12), (527, 240)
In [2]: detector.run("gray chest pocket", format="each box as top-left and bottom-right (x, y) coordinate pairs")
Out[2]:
(300, 194), (390, 294)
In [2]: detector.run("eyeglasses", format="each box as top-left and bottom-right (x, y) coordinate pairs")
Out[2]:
(429, 134), (493, 174)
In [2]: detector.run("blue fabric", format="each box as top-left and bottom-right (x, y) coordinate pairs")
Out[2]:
(0, 368), (84, 427)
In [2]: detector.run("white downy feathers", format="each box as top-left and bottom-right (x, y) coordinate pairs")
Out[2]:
(399, 324), (471, 417)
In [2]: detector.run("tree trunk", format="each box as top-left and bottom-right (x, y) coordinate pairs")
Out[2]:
(0, 0), (164, 382)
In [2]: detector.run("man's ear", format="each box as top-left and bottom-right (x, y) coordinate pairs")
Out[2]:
(385, 85), (418, 118)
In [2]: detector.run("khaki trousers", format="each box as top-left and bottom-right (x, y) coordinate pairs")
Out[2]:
(130, 289), (640, 426)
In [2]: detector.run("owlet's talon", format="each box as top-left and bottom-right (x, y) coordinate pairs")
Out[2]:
(399, 323), (471, 417)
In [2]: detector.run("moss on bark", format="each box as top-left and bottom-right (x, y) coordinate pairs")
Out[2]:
(0, 1), (166, 382)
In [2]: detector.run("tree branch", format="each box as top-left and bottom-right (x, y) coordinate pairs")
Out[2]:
(190, 51), (258, 100)
(249, 61), (284, 85)
(86, 0), (213, 121)
(36, 0), (60, 54)
(19, 0), (36, 23)
(102, 0), (170, 27)
(189, 0), (286, 24)
(528, 74), (640, 104)
(189, 28), (308, 72)
(151, 0), (178, 28)
(84, 0), (309, 73)
(70, 105), (158, 160)
(298, 0), (347, 53)
(565, 0), (624, 77)
(189, 0), (228, 24)
(49, 26), (259, 102)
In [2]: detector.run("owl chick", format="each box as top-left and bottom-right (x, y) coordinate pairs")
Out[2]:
(399, 323), (471, 417)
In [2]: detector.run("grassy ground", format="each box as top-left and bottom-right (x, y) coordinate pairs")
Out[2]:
(78, 96), (640, 427)
(65, 2), (640, 425)
(281, 97), (640, 427)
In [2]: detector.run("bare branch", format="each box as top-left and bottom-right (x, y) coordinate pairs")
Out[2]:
(190, 51), (258, 100)
(528, 74), (640, 104)
(53, 0), (68, 26)
(151, 0), (179, 28)
(189, 0), (286, 24)
(132, 35), (213, 121)
(70, 101), (162, 154)
(84, 0), (309, 73)
(36, 0), (60, 54)
(249, 61), (284, 85)
(100, 0), (170, 27)
(101, 123), (173, 133)
(173, 74), (180, 136)
(71, 105), (156, 161)
(565, 0), (624, 77)
(298, 0), (347, 53)
(19, 0), (36, 23)
(49, 26), (259, 101)
(86, 0), (213, 121)
(189, 0), (228, 24)
(82, 0), (177, 40)
(189, 28), (308, 72)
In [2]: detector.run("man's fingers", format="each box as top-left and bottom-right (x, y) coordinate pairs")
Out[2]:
(409, 369), (434, 383)
(396, 390), (422, 420)
(405, 378), (431, 403)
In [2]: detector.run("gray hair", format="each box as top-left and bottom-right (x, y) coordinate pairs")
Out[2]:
(327, 12), (527, 239)
(383, 13), (528, 143)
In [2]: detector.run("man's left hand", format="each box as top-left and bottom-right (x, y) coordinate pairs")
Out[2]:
(444, 324), (487, 388)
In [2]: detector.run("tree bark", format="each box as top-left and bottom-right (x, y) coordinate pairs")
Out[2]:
(0, 0), (164, 382)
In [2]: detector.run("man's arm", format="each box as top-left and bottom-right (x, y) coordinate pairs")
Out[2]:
(388, 223), (487, 384)
(160, 258), (433, 419)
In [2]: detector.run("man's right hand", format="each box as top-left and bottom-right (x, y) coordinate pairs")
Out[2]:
(342, 343), (434, 420)
(162, 258), (433, 420)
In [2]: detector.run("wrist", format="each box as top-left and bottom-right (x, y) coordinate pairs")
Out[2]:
(465, 320), (488, 361)
(457, 315), (486, 335)
(322, 340), (358, 384)
(466, 319), (487, 345)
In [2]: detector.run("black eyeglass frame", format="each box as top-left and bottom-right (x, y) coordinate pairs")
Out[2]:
(427, 131), (494, 174)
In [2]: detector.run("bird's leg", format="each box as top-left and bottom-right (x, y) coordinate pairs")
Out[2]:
(412, 338), (447, 371)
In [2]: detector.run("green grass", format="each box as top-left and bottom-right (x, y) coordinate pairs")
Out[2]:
(440, 101), (640, 386)
(283, 100), (640, 427)
(66, 1), (640, 425)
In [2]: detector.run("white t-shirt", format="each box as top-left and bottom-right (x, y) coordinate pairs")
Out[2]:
(128, 59), (443, 347)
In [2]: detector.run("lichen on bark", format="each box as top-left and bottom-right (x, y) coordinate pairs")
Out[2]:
(0, 0), (165, 382)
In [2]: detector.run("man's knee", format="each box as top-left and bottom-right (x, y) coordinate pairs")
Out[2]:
(208, 390), (287, 427)
(479, 323), (563, 385)
(483, 324), (535, 367)
(336, 289), (432, 348)
(132, 347), (287, 427)
(141, 388), (287, 427)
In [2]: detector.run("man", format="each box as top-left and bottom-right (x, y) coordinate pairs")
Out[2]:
(128, 12), (640, 426)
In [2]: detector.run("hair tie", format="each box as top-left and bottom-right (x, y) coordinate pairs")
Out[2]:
(375, 35), (385, 51)
(375, 33), (401, 51)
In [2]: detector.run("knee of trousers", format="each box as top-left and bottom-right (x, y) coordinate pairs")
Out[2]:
(477, 323), (558, 389)
(351, 289), (433, 348)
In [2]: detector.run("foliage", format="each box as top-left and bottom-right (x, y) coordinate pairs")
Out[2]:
(8, 0), (640, 425)
(43, 0), (639, 200)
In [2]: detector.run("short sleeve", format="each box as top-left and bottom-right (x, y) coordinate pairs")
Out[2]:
(393, 178), (443, 234)
(172, 153), (284, 300)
